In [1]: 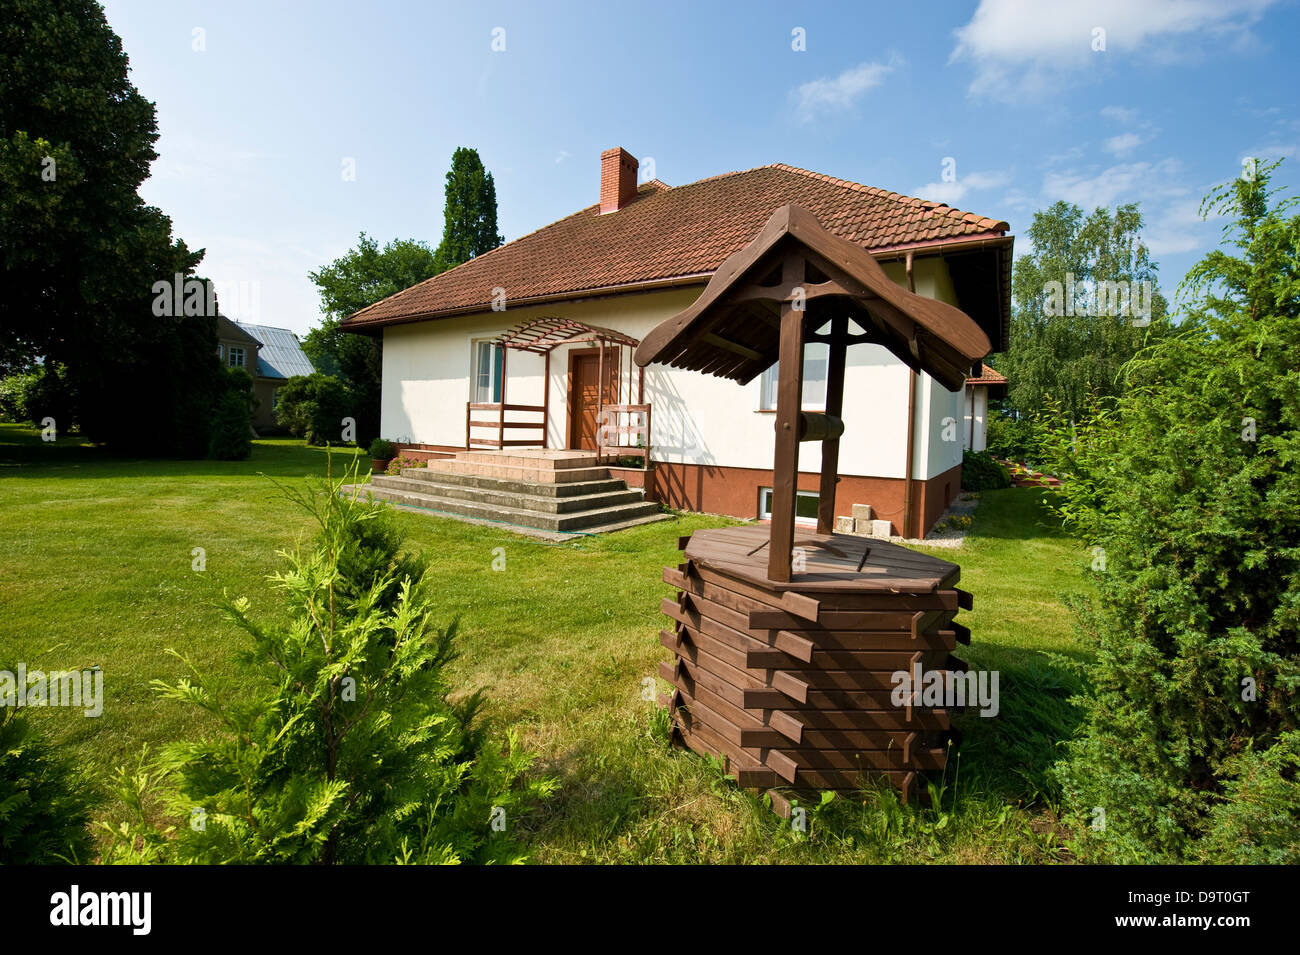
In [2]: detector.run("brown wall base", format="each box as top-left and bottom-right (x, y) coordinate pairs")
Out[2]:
(650, 460), (961, 537)
(389, 442), (961, 537)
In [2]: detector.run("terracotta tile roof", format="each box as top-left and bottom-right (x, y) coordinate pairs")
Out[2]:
(966, 365), (1007, 386)
(343, 163), (1010, 330)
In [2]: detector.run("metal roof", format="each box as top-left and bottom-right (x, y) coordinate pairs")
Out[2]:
(234, 322), (316, 380)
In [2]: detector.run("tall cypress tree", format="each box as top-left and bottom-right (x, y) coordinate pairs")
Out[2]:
(433, 147), (504, 273)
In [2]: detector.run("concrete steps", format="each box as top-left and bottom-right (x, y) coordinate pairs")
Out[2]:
(342, 449), (668, 538)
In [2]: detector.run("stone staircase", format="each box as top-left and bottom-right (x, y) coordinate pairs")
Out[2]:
(342, 449), (669, 540)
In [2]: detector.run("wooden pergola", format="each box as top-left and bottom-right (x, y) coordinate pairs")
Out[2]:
(635, 204), (990, 581)
(468, 317), (649, 454)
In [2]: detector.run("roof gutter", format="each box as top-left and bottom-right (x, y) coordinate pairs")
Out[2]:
(870, 232), (1014, 260)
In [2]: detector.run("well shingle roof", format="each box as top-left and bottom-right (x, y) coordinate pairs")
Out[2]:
(342, 164), (1010, 330)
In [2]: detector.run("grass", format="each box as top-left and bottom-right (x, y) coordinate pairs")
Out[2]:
(0, 423), (1092, 863)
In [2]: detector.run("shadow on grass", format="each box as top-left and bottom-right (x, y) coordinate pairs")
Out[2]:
(948, 646), (1085, 808)
(518, 737), (658, 860)
(965, 487), (1072, 542)
(0, 425), (364, 480)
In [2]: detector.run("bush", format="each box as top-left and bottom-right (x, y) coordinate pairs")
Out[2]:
(386, 456), (426, 475)
(23, 363), (78, 433)
(0, 705), (97, 863)
(367, 437), (395, 459)
(207, 366), (254, 460)
(1044, 165), (1300, 861)
(1194, 731), (1300, 864)
(102, 460), (552, 864)
(984, 411), (1043, 465)
(275, 373), (352, 446)
(0, 372), (37, 423)
(960, 449), (1011, 491)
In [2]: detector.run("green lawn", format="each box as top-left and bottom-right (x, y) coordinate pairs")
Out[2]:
(0, 424), (1091, 863)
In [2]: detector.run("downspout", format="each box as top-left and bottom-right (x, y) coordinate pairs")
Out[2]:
(902, 251), (917, 538)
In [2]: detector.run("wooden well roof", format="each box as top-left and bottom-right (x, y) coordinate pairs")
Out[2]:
(634, 204), (991, 392)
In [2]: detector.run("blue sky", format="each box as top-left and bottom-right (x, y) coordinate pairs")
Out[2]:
(102, 0), (1300, 335)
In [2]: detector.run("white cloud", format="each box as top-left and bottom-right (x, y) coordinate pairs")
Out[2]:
(1043, 159), (1185, 209)
(951, 0), (1279, 97)
(912, 170), (1011, 206)
(1104, 132), (1145, 157)
(794, 57), (899, 119)
(1239, 143), (1298, 164)
(554, 150), (570, 164)
(1100, 105), (1140, 124)
(1146, 196), (1224, 256)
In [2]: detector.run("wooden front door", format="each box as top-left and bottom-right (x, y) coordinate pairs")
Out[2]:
(567, 348), (618, 450)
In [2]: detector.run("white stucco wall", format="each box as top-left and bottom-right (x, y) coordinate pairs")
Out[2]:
(379, 254), (970, 481)
(963, 386), (989, 452)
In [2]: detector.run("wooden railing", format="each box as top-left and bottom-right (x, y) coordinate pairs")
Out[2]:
(597, 403), (652, 464)
(465, 402), (546, 450)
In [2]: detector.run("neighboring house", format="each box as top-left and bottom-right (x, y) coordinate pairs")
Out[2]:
(963, 364), (1008, 452)
(341, 147), (1012, 536)
(215, 316), (315, 432)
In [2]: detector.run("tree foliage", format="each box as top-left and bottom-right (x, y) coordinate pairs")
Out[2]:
(0, 0), (222, 456)
(0, 703), (97, 864)
(1044, 163), (1300, 861)
(207, 366), (254, 461)
(302, 235), (439, 446)
(432, 146), (504, 273)
(1000, 201), (1169, 423)
(273, 372), (352, 446)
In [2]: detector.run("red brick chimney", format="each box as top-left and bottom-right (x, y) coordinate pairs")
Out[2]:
(599, 147), (639, 214)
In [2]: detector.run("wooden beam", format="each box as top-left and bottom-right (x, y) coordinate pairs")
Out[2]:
(818, 313), (848, 533)
(542, 350), (550, 449)
(702, 332), (764, 361)
(767, 291), (804, 583)
(498, 345), (508, 440)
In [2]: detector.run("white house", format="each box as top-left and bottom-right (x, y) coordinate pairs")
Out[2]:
(963, 365), (1008, 453)
(342, 148), (1012, 536)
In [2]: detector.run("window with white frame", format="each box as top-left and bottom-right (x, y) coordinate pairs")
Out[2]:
(472, 340), (503, 403)
(228, 346), (245, 369)
(758, 341), (829, 411)
(758, 487), (820, 524)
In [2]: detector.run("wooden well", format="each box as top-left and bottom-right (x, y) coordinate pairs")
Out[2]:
(634, 204), (991, 808)
(659, 524), (971, 807)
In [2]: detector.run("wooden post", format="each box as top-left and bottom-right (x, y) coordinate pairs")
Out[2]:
(902, 368), (916, 537)
(768, 295), (805, 583)
(542, 350), (550, 449)
(498, 345), (508, 449)
(465, 401), (471, 450)
(596, 340), (605, 457)
(817, 313), (848, 534)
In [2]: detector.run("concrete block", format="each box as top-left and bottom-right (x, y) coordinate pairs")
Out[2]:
(851, 503), (874, 523)
(834, 516), (855, 534)
(870, 519), (893, 538)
